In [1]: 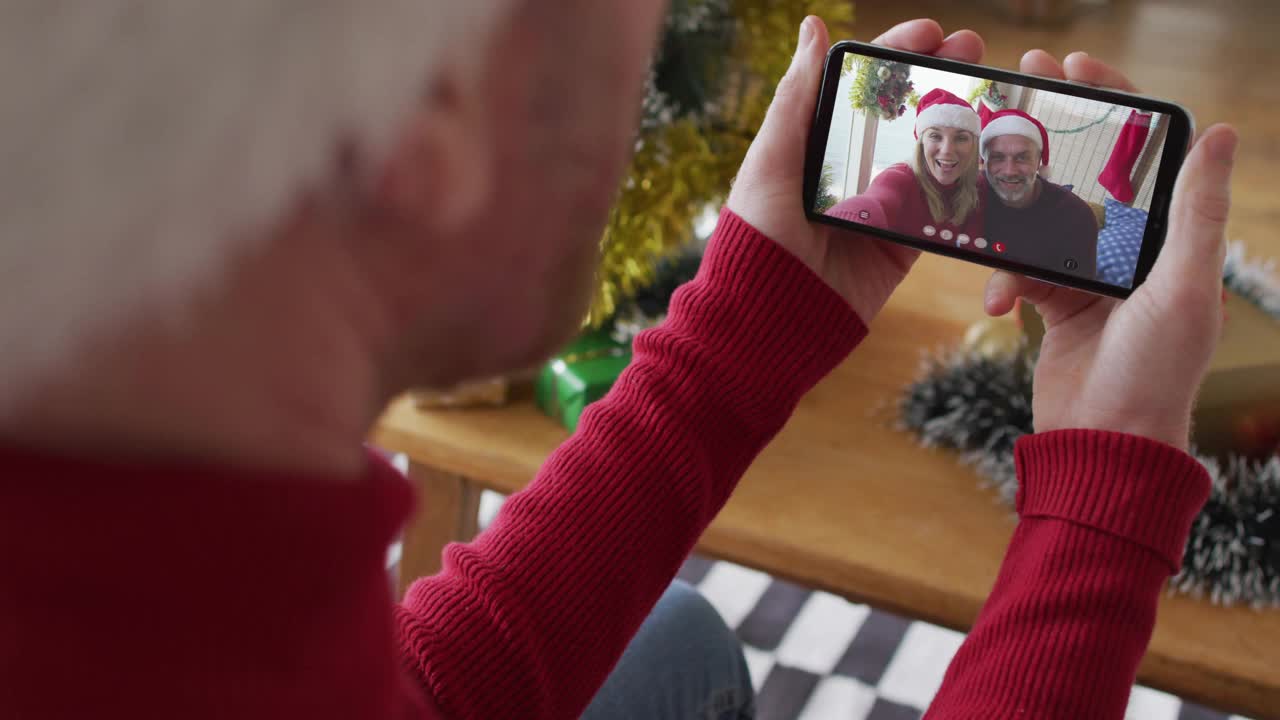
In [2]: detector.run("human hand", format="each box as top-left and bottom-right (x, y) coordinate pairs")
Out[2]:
(727, 18), (985, 324)
(984, 51), (1238, 451)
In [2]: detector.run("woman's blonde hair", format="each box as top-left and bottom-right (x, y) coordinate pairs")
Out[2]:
(911, 129), (980, 225)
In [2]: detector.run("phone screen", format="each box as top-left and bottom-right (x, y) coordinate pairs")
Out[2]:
(811, 46), (1180, 291)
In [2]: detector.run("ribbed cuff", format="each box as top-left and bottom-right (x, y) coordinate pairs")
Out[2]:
(1015, 429), (1210, 572)
(652, 207), (866, 403)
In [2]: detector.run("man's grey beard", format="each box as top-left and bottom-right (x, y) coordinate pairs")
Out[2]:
(990, 174), (1035, 205)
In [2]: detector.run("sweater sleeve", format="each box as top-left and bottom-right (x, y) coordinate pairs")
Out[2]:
(860, 163), (917, 210)
(395, 209), (867, 720)
(925, 430), (1210, 720)
(827, 163), (916, 232)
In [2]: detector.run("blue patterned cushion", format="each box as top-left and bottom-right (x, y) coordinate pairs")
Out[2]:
(1096, 198), (1148, 287)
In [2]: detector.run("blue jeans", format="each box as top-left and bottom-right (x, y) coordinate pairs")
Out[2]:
(581, 580), (755, 720)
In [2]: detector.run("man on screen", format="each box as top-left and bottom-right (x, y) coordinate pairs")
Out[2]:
(979, 109), (1100, 281)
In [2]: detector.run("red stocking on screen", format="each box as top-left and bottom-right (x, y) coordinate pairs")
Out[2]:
(1098, 110), (1153, 203)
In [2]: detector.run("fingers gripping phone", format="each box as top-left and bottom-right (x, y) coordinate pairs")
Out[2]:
(803, 41), (1194, 297)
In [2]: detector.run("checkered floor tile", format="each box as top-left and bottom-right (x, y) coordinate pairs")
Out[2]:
(393, 478), (1254, 720)
(675, 551), (1252, 720)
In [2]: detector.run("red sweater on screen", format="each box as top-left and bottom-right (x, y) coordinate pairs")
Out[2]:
(827, 162), (986, 248)
(0, 209), (1208, 720)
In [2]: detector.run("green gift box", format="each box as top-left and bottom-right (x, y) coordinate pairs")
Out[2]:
(535, 331), (633, 432)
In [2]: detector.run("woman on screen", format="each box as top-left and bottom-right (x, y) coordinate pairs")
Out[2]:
(828, 88), (986, 247)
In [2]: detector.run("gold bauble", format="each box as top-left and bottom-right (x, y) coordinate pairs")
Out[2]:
(963, 317), (1025, 359)
(412, 377), (509, 410)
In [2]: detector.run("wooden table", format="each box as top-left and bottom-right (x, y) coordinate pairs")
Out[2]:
(373, 254), (1280, 720)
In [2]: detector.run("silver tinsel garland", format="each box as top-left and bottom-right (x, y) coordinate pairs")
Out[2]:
(1225, 242), (1280, 319)
(900, 245), (1280, 608)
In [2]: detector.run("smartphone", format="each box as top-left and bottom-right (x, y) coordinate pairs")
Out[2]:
(803, 40), (1194, 297)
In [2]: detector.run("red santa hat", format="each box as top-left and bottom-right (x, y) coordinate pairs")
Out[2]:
(980, 109), (1052, 177)
(914, 88), (981, 139)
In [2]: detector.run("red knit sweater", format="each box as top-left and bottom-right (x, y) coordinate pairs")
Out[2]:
(0, 210), (1208, 720)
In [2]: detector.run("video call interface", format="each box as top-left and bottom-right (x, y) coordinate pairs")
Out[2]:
(816, 51), (1170, 288)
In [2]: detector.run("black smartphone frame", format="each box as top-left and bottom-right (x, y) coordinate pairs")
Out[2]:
(803, 40), (1195, 298)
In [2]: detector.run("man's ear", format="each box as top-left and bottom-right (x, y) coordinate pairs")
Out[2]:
(376, 70), (494, 233)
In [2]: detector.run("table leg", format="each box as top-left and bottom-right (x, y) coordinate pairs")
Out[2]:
(396, 462), (482, 597)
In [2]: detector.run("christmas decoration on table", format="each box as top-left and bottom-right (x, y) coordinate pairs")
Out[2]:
(1226, 242), (1280, 320)
(412, 377), (509, 409)
(898, 345), (1034, 502)
(961, 316), (1024, 359)
(1177, 454), (1280, 606)
(898, 246), (1280, 607)
(846, 55), (918, 121)
(588, 0), (854, 328)
(534, 244), (704, 428)
(535, 331), (634, 432)
(1190, 289), (1280, 460)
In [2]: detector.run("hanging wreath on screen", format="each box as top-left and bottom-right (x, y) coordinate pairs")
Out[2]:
(966, 79), (1008, 112)
(847, 56), (919, 120)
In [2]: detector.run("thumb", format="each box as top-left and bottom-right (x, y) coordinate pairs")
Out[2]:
(983, 269), (1104, 327)
(1148, 124), (1237, 297)
(748, 16), (829, 177)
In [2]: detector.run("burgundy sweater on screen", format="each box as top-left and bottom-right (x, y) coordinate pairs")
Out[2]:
(0, 210), (1208, 720)
(827, 163), (986, 247)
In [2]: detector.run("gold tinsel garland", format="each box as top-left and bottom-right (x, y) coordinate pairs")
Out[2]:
(586, 0), (855, 327)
